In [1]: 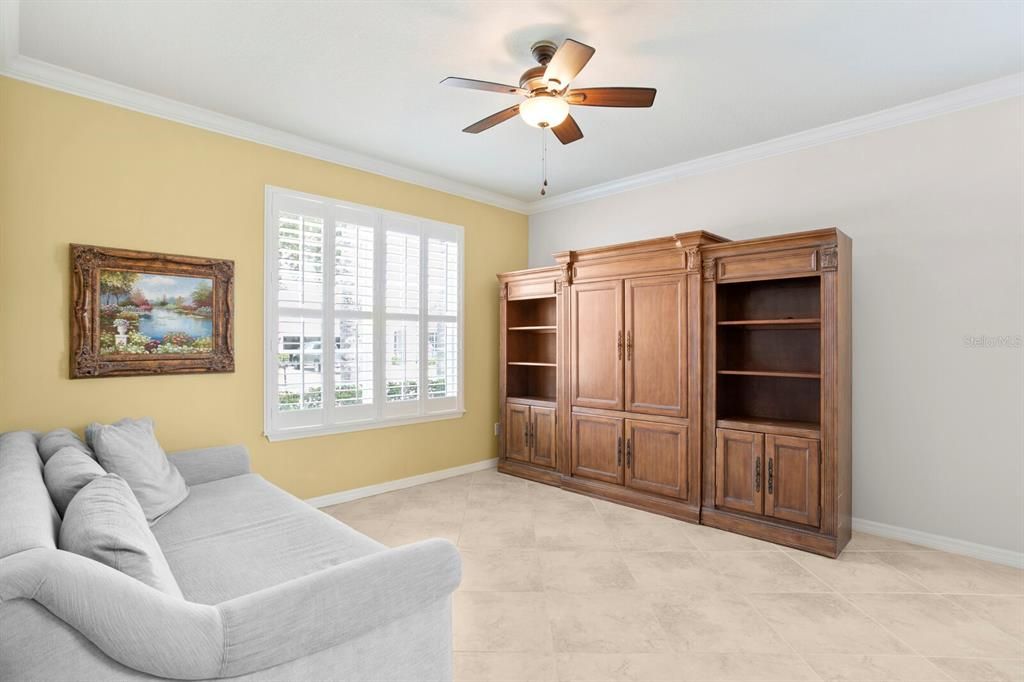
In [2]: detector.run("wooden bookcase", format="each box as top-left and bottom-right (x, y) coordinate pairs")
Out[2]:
(701, 229), (851, 557)
(495, 227), (852, 557)
(497, 267), (565, 483)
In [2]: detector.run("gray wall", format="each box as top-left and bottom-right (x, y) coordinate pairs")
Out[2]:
(529, 97), (1024, 553)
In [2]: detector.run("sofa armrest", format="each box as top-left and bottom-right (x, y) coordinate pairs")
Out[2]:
(167, 444), (251, 485)
(1, 539), (461, 679)
(216, 538), (462, 677)
(0, 548), (224, 679)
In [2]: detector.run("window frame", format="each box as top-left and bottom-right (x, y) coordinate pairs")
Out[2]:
(264, 185), (465, 442)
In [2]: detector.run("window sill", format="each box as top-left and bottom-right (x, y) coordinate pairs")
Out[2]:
(265, 409), (466, 442)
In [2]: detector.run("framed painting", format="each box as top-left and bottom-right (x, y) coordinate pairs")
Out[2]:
(70, 244), (234, 378)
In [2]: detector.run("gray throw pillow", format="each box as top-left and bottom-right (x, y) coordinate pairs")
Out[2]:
(43, 447), (106, 516)
(88, 417), (188, 523)
(59, 474), (184, 598)
(38, 428), (94, 463)
(84, 418), (128, 450)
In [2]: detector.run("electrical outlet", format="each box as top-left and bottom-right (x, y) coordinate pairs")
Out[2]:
(494, 422), (500, 436)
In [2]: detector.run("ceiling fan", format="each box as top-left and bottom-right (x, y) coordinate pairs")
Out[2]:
(441, 38), (656, 145)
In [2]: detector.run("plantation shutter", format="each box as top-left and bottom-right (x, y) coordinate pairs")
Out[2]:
(332, 207), (376, 423)
(272, 194), (326, 430)
(265, 187), (463, 440)
(382, 216), (422, 418)
(425, 229), (460, 412)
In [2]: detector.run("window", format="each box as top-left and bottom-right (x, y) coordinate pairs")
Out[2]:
(264, 186), (463, 440)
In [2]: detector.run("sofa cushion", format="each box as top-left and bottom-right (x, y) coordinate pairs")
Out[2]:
(88, 417), (188, 523)
(43, 447), (107, 516)
(0, 431), (59, 558)
(153, 474), (384, 604)
(38, 428), (93, 463)
(59, 474), (184, 598)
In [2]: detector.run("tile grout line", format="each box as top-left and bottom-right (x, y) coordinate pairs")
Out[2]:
(829, 590), (956, 681)
(739, 592), (825, 682)
(746, 550), (838, 681)
(867, 550), (1022, 598)
(810, 549), (937, 594)
(777, 550), (956, 681)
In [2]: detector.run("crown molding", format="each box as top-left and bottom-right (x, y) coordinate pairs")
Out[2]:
(2, 0), (1021, 217)
(0, 0), (529, 214)
(0, 54), (531, 213)
(525, 72), (1024, 214)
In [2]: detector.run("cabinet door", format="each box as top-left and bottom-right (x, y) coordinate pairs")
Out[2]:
(505, 403), (531, 463)
(715, 428), (764, 515)
(765, 435), (821, 527)
(530, 406), (557, 469)
(571, 413), (624, 485)
(625, 419), (688, 499)
(625, 275), (687, 417)
(571, 280), (624, 410)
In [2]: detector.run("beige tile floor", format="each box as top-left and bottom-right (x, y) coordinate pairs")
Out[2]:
(325, 469), (1024, 682)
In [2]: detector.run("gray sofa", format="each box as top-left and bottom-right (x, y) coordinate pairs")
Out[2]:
(0, 431), (462, 681)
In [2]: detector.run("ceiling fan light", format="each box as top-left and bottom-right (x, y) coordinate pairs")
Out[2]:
(519, 93), (570, 128)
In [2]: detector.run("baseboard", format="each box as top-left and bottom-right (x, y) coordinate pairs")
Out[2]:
(306, 458), (498, 508)
(853, 517), (1023, 569)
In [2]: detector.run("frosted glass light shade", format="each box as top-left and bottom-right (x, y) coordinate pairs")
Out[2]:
(519, 94), (570, 128)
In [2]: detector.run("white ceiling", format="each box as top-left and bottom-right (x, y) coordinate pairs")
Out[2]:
(15, 0), (1024, 204)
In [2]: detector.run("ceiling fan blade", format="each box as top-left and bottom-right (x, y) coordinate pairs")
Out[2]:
(566, 87), (657, 108)
(551, 114), (583, 145)
(543, 39), (596, 90)
(462, 105), (521, 134)
(441, 77), (527, 96)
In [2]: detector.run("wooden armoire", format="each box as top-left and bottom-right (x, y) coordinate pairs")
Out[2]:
(497, 227), (852, 557)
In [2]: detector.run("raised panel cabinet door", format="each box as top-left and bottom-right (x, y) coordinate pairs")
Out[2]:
(530, 406), (557, 469)
(505, 403), (531, 463)
(571, 413), (624, 485)
(625, 419), (688, 499)
(765, 435), (821, 527)
(571, 280), (624, 410)
(625, 275), (687, 417)
(714, 428), (764, 515)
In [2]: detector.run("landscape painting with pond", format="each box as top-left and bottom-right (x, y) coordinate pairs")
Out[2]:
(99, 270), (214, 355)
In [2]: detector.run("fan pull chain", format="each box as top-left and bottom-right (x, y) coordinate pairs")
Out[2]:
(540, 129), (549, 196)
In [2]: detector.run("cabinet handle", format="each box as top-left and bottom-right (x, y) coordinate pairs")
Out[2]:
(617, 331), (624, 360)
(626, 438), (632, 468)
(754, 458), (761, 493)
(626, 331), (633, 361)
(524, 422), (529, 447)
(767, 458), (774, 495)
(617, 436), (623, 466)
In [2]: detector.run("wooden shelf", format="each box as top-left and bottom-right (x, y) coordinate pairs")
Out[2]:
(506, 297), (557, 328)
(718, 369), (820, 379)
(718, 318), (820, 328)
(508, 361), (557, 367)
(717, 416), (820, 439)
(508, 395), (556, 406)
(508, 326), (558, 333)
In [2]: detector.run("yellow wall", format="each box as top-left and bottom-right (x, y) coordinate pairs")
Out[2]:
(0, 77), (528, 499)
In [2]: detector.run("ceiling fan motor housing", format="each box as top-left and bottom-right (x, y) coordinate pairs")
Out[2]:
(523, 41), (560, 92)
(530, 40), (558, 65)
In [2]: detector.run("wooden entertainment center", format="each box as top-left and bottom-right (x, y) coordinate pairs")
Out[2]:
(497, 227), (851, 557)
